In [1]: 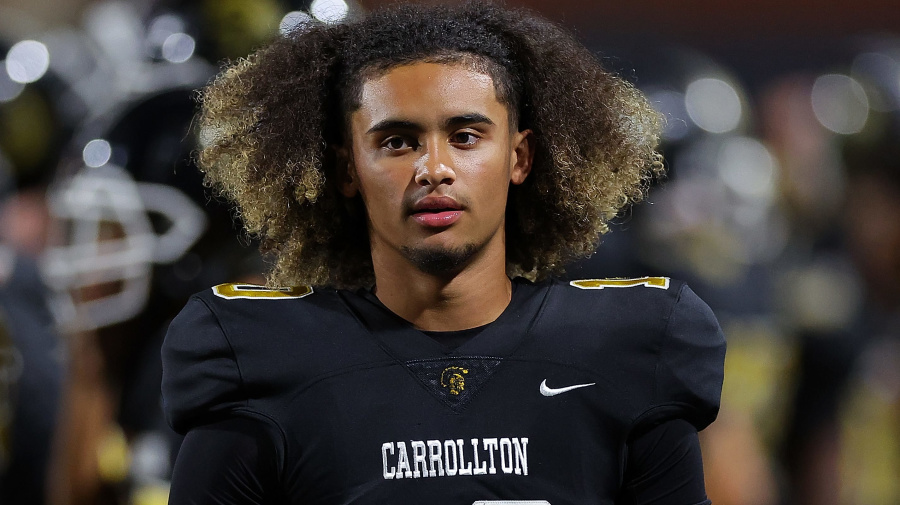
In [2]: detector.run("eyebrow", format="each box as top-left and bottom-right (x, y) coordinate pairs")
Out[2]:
(445, 113), (495, 129)
(365, 114), (495, 135)
(366, 119), (419, 135)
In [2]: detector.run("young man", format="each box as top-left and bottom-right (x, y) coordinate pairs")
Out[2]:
(162, 3), (726, 504)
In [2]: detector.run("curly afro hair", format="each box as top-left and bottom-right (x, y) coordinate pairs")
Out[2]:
(197, 1), (663, 289)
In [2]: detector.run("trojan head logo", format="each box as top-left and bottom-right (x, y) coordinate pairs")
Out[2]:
(440, 366), (469, 396)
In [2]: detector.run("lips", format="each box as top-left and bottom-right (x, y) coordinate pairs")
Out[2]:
(410, 196), (463, 228)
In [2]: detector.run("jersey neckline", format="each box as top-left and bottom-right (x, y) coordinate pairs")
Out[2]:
(339, 277), (552, 361)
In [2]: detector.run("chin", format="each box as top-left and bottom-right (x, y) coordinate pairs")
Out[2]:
(400, 243), (480, 276)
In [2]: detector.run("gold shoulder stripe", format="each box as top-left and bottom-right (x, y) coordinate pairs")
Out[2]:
(212, 283), (314, 300)
(570, 277), (670, 290)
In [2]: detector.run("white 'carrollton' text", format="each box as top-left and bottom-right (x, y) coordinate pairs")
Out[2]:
(382, 437), (529, 479)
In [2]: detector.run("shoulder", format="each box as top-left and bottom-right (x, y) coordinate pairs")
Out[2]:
(161, 283), (328, 433)
(550, 276), (721, 331)
(164, 282), (327, 353)
(541, 276), (690, 330)
(539, 276), (726, 430)
(534, 275), (722, 359)
(163, 281), (338, 362)
(162, 283), (381, 433)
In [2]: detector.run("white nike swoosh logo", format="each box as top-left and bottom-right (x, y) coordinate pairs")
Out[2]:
(539, 379), (596, 397)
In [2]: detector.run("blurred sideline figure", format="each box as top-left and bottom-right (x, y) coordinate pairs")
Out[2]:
(798, 48), (900, 505)
(0, 28), (82, 505)
(43, 77), (266, 505)
(758, 72), (860, 505)
(767, 39), (900, 505)
(20, 2), (267, 504)
(834, 111), (900, 505)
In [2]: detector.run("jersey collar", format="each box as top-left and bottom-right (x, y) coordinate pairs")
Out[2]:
(339, 277), (552, 361)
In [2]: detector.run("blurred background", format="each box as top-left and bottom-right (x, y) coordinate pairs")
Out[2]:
(0, 0), (898, 504)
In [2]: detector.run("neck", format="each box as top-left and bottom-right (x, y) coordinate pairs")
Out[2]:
(370, 238), (512, 331)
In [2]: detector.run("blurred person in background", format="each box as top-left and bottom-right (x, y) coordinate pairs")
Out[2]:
(766, 44), (900, 505)
(829, 88), (900, 505)
(43, 79), (265, 505)
(0, 26), (78, 505)
(0, 2), (268, 503)
(757, 73), (857, 505)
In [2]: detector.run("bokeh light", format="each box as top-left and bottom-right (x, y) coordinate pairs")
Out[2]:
(685, 77), (743, 133)
(161, 33), (196, 63)
(5, 40), (51, 84)
(811, 74), (869, 134)
(280, 11), (314, 35)
(83, 139), (112, 168)
(717, 136), (777, 202)
(310, 0), (349, 24)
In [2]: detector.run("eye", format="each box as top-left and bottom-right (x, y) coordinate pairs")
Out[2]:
(450, 131), (479, 146)
(382, 136), (416, 151)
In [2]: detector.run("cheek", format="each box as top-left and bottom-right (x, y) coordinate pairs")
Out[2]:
(356, 167), (409, 220)
(469, 153), (513, 200)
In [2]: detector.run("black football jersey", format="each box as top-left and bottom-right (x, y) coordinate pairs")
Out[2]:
(162, 276), (725, 504)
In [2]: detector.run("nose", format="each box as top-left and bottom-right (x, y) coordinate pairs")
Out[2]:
(414, 141), (456, 188)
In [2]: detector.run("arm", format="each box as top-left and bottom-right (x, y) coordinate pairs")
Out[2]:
(162, 297), (284, 503)
(618, 419), (710, 505)
(169, 416), (282, 505)
(619, 283), (726, 505)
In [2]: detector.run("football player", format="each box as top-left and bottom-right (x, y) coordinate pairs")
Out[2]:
(162, 3), (726, 504)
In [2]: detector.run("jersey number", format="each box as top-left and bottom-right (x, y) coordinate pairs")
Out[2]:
(212, 283), (313, 300)
(569, 277), (670, 290)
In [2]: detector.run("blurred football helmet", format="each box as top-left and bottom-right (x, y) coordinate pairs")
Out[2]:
(41, 82), (256, 331)
(42, 159), (206, 330)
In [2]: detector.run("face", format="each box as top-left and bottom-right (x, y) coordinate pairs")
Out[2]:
(342, 61), (532, 276)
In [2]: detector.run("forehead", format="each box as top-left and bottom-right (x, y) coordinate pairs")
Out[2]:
(353, 62), (509, 128)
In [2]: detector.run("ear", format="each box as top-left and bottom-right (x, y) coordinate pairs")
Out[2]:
(335, 145), (359, 198)
(510, 129), (534, 185)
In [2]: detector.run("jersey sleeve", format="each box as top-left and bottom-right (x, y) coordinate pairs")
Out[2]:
(640, 284), (726, 431)
(618, 419), (710, 505)
(161, 296), (245, 434)
(169, 416), (283, 505)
